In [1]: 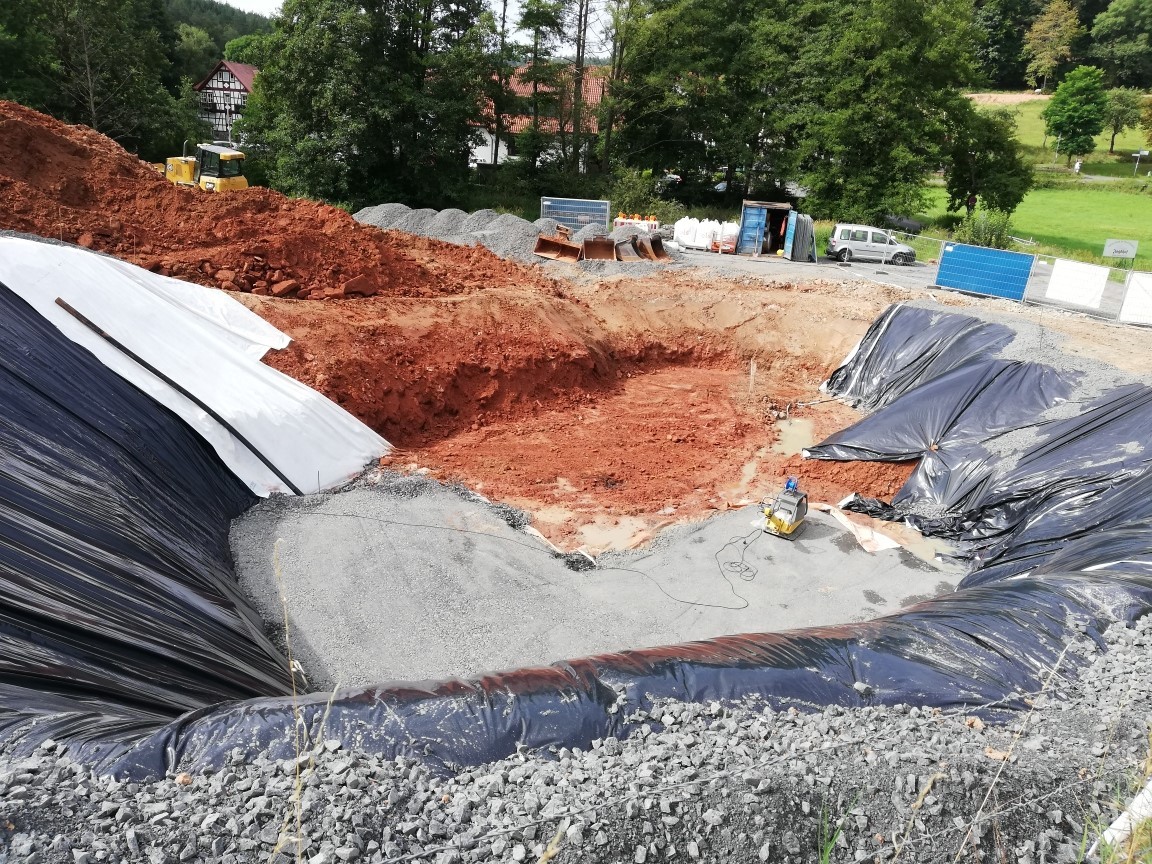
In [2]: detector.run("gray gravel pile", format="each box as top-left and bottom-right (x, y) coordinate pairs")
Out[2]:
(392, 208), (439, 235)
(352, 204), (682, 272)
(572, 223), (607, 242)
(3, 615), (1150, 864)
(470, 213), (543, 262)
(353, 203), (411, 229)
(461, 210), (499, 232)
(423, 209), (470, 242)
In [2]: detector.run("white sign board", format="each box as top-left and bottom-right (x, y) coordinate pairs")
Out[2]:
(1119, 271), (1152, 325)
(1045, 259), (1110, 309)
(1103, 239), (1139, 258)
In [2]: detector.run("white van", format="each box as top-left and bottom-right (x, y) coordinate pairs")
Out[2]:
(826, 223), (916, 265)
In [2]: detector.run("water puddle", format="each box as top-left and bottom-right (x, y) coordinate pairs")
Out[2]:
(770, 418), (815, 456)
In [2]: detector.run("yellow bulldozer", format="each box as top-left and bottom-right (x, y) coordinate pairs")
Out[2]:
(154, 141), (249, 193)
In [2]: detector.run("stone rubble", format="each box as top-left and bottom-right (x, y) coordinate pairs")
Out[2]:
(3, 616), (1150, 863)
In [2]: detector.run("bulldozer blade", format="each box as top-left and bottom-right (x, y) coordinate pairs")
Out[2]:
(648, 235), (671, 260)
(533, 235), (583, 262)
(614, 239), (643, 262)
(583, 237), (616, 260)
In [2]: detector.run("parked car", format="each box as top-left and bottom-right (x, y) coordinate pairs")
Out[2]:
(883, 213), (923, 235)
(826, 223), (917, 265)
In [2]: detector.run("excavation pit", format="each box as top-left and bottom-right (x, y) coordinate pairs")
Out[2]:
(230, 276), (968, 689)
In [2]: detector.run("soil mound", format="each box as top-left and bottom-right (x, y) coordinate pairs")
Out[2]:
(0, 101), (560, 300)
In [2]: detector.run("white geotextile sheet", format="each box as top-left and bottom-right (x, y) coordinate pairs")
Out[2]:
(1045, 258), (1109, 309)
(1119, 272), (1152, 325)
(0, 237), (390, 496)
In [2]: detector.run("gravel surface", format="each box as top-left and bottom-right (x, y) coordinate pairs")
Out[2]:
(4, 615), (1149, 864)
(229, 470), (952, 691)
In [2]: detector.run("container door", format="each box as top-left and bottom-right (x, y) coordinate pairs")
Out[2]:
(737, 206), (767, 255)
(783, 211), (798, 258)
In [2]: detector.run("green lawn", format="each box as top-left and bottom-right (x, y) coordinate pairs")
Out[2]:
(1000, 97), (1151, 176)
(923, 185), (1152, 270)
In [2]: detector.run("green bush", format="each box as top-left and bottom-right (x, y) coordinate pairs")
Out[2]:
(607, 168), (687, 226)
(950, 209), (1016, 249)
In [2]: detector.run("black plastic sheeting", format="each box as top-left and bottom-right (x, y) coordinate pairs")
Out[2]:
(822, 304), (1016, 411)
(3, 291), (1152, 779)
(811, 302), (1152, 589)
(812, 358), (1073, 512)
(0, 280), (291, 763)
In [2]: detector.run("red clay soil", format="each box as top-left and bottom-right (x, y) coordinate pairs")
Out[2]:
(0, 100), (560, 300)
(243, 279), (915, 548)
(2, 100), (917, 548)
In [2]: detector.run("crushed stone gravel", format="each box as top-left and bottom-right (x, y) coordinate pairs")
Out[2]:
(3, 615), (1149, 864)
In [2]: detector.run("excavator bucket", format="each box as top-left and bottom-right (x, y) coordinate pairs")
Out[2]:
(648, 235), (671, 261)
(634, 235), (659, 261)
(614, 238), (643, 262)
(582, 236), (616, 260)
(533, 235), (583, 262)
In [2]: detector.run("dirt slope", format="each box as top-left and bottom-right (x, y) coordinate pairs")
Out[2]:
(0, 100), (560, 300)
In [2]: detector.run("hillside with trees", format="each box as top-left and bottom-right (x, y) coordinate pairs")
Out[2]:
(1, 0), (1147, 221)
(0, 0), (269, 162)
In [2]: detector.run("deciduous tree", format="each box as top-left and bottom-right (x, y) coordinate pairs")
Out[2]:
(174, 23), (218, 81)
(1103, 86), (1145, 151)
(1022, 0), (1084, 90)
(794, 0), (981, 222)
(223, 33), (269, 65)
(238, 0), (496, 208)
(1041, 64), (1108, 162)
(974, 0), (1040, 89)
(1090, 0), (1152, 88)
(945, 104), (1034, 214)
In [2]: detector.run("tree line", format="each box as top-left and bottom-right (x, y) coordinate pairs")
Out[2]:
(4, 0), (1150, 222)
(0, 0), (269, 161)
(232, 0), (1038, 221)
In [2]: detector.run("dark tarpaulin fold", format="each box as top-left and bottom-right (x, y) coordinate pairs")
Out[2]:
(810, 359), (1072, 512)
(0, 279), (291, 752)
(824, 304), (1015, 411)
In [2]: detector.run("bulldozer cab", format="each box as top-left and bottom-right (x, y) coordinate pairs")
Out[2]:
(164, 143), (248, 192)
(193, 144), (247, 192)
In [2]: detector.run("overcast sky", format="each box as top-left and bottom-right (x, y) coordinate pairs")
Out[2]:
(224, 0), (282, 16)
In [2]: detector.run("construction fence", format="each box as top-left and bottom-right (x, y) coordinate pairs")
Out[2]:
(886, 232), (1152, 327)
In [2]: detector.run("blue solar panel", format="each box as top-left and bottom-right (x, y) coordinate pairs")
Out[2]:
(936, 243), (1034, 302)
(540, 198), (611, 233)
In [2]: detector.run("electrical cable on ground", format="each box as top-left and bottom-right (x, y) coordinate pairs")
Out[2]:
(295, 506), (765, 611)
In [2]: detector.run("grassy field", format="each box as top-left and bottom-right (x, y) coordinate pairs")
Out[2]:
(1002, 97), (1151, 176)
(922, 184), (1152, 269)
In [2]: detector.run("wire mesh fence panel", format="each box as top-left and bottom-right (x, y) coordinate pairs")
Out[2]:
(539, 198), (611, 234)
(1026, 256), (1129, 319)
(1119, 272), (1152, 325)
(888, 231), (945, 265)
(936, 243), (1034, 301)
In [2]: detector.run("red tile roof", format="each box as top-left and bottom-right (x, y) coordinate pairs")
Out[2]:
(194, 60), (259, 93)
(486, 65), (608, 134)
